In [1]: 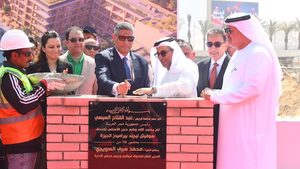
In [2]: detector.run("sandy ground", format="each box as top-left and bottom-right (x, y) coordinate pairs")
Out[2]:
(278, 71), (300, 118)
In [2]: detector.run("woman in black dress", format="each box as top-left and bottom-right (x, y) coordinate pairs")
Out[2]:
(27, 30), (73, 74)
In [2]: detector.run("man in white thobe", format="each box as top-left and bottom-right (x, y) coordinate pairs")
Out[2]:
(133, 37), (198, 97)
(201, 13), (282, 169)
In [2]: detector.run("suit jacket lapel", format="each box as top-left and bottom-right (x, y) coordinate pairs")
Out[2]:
(130, 51), (138, 81)
(112, 47), (128, 80)
(215, 54), (230, 89)
(81, 54), (88, 77)
(203, 59), (210, 86)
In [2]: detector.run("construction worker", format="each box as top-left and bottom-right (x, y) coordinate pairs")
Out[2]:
(0, 29), (65, 169)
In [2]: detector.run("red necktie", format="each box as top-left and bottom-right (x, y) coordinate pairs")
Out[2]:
(209, 63), (218, 88)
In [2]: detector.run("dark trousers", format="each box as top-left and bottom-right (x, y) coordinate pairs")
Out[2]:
(0, 138), (8, 169)
(35, 110), (47, 169)
(213, 105), (220, 169)
(34, 110), (47, 169)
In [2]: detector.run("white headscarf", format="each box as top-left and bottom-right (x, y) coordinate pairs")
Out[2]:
(150, 37), (197, 86)
(225, 13), (282, 98)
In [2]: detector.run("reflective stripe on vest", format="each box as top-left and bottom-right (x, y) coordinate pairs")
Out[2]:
(0, 109), (40, 124)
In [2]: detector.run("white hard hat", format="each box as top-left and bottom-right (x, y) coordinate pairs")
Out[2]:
(0, 29), (34, 51)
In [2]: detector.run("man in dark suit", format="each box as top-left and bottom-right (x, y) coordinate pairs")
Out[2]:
(95, 22), (149, 96)
(197, 27), (230, 169)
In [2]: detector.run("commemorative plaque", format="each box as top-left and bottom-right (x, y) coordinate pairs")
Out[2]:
(89, 101), (166, 169)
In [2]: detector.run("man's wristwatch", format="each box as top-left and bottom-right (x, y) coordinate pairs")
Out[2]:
(151, 87), (157, 94)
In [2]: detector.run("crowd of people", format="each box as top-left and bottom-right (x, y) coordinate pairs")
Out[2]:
(0, 12), (281, 169)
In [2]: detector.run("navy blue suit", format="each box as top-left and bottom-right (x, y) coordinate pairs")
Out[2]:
(95, 47), (149, 96)
(197, 55), (230, 169)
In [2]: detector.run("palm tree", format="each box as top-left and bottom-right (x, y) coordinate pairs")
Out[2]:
(198, 19), (212, 50)
(264, 19), (279, 42)
(187, 14), (191, 44)
(295, 18), (300, 49)
(279, 21), (296, 50)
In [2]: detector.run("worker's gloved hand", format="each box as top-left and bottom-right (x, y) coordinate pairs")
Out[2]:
(42, 75), (66, 91)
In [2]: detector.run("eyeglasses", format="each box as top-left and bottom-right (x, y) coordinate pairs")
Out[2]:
(69, 37), (84, 43)
(206, 41), (225, 48)
(224, 27), (232, 34)
(17, 50), (32, 57)
(117, 35), (135, 42)
(85, 45), (100, 51)
(154, 49), (173, 58)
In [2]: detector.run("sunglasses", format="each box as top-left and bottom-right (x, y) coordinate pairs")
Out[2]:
(69, 37), (84, 43)
(117, 35), (135, 42)
(154, 49), (173, 58)
(206, 41), (225, 48)
(224, 27), (232, 34)
(85, 45), (100, 51)
(17, 50), (32, 57)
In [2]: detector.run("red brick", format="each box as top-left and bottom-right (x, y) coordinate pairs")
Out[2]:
(64, 134), (88, 142)
(167, 108), (180, 116)
(47, 143), (79, 151)
(47, 134), (62, 142)
(196, 99), (214, 108)
(47, 115), (62, 124)
(181, 108), (213, 117)
(167, 135), (197, 144)
(80, 106), (89, 115)
(198, 118), (213, 126)
(167, 144), (180, 152)
(167, 126), (180, 134)
(63, 116), (88, 124)
(80, 160), (88, 169)
(47, 97), (63, 106)
(80, 143), (88, 151)
(80, 125), (89, 133)
(167, 153), (197, 161)
(48, 106), (80, 115)
(198, 136), (214, 144)
(47, 152), (62, 160)
(63, 97), (94, 106)
(47, 161), (80, 169)
(167, 117), (197, 126)
(198, 153), (213, 162)
(47, 124), (79, 133)
(181, 126), (213, 135)
(166, 162), (180, 169)
(64, 152), (88, 160)
(166, 99), (198, 107)
(181, 144), (213, 153)
(181, 162), (213, 169)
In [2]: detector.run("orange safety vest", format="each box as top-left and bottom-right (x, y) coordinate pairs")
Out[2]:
(0, 66), (44, 145)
